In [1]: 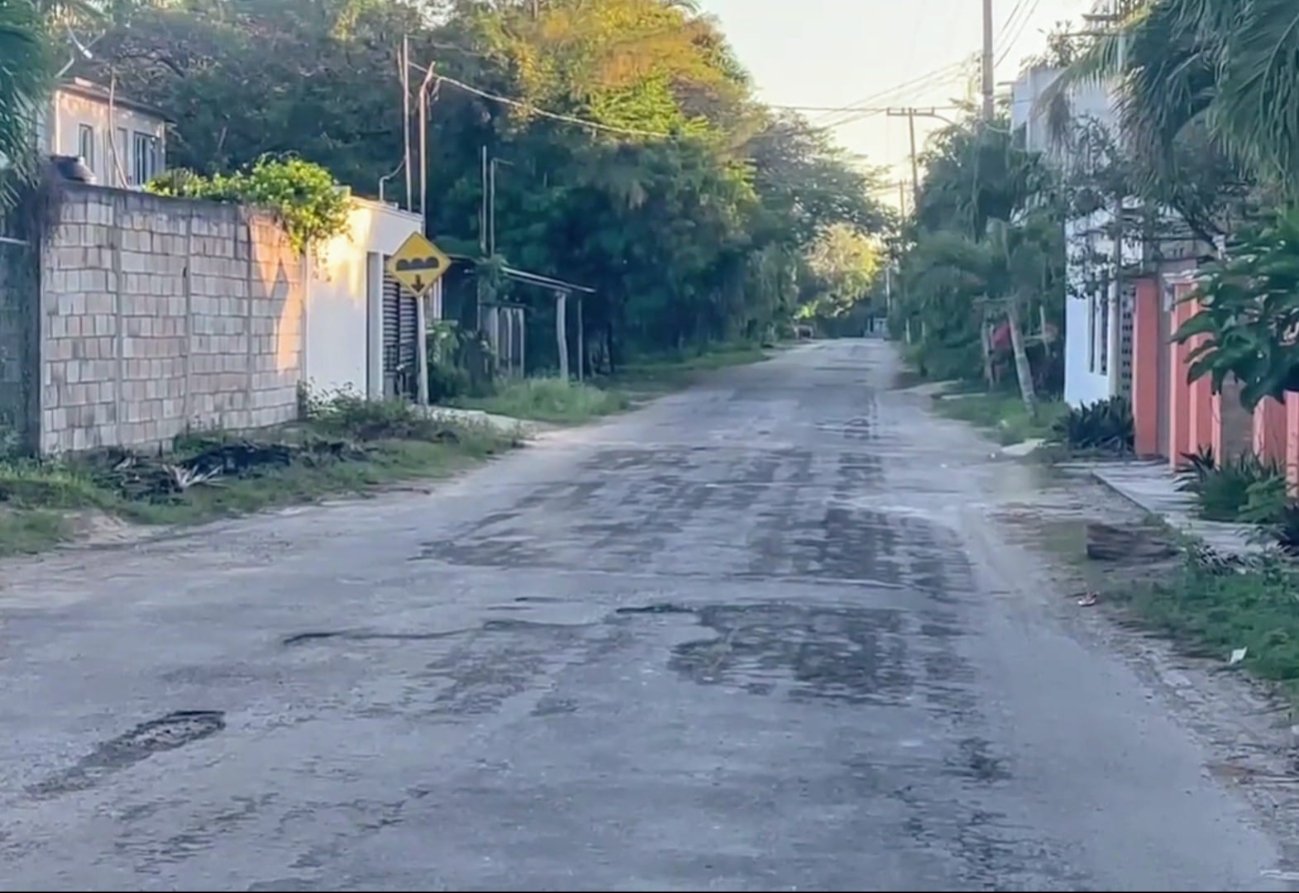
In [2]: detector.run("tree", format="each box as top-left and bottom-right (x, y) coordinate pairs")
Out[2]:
(0, 0), (49, 212)
(1045, 0), (1299, 410)
(80, 0), (890, 365)
(896, 109), (1064, 403)
(801, 223), (880, 323)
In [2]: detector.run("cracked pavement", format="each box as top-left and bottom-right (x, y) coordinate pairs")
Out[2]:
(0, 340), (1291, 891)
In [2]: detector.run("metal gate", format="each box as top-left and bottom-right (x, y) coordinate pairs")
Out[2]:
(382, 269), (419, 399)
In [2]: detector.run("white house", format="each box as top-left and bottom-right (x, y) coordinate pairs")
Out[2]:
(36, 78), (168, 188)
(1011, 65), (1140, 408)
(305, 198), (430, 400)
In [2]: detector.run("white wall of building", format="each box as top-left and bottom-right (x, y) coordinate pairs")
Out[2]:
(1013, 65), (1139, 409)
(1064, 211), (1116, 407)
(41, 81), (168, 188)
(305, 198), (422, 399)
(1062, 206), (1144, 408)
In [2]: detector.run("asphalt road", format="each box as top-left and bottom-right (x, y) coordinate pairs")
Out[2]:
(0, 340), (1290, 891)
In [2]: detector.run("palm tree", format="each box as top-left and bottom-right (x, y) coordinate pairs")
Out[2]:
(0, 0), (50, 213)
(1046, 0), (1299, 203)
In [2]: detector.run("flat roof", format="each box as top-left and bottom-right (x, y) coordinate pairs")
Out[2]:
(57, 78), (174, 123)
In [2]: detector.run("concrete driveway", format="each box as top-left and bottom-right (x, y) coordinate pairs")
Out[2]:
(0, 340), (1288, 890)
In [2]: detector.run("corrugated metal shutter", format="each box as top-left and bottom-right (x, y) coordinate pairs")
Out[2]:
(399, 282), (418, 375)
(380, 265), (421, 399)
(382, 271), (402, 397)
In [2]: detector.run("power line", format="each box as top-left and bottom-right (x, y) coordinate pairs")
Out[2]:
(997, 0), (1029, 43)
(996, 0), (1043, 68)
(809, 60), (970, 128)
(434, 73), (671, 138)
(770, 103), (962, 114)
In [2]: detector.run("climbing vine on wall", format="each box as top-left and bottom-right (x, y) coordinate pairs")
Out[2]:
(147, 156), (350, 253)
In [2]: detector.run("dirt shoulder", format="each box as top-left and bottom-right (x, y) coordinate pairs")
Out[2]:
(0, 398), (526, 558)
(989, 460), (1299, 862)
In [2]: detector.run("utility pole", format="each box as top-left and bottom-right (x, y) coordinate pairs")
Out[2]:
(981, 0), (995, 121)
(417, 62), (436, 222)
(888, 107), (938, 209)
(401, 35), (412, 212)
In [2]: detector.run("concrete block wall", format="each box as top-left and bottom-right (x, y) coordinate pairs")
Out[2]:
(40, 184), (304, 453)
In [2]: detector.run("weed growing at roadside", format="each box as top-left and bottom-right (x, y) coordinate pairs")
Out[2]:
(1118, 554), (1299, 690)
(457, 378), (630, 424)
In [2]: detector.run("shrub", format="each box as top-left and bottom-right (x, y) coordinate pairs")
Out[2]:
(305, 392), (450, 442)
(147, 156), (349, 252)
(465, 377), (629, 424)
(1176, 446), (1284, 522)
(1050, 396), (1133, 452)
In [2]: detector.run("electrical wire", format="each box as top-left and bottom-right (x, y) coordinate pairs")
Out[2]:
(997, 0), (1030, 44)
(433, 74), (671, 138)
(808, 59), (971, 128)
(996, 0), (1043, 68)
(768, 103), (962, 114)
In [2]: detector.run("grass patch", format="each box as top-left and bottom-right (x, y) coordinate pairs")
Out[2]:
(0, 396), (521, 554)
(453, 342), (772, 423)
(931, 389), (1068, 446)
(456, 377), (631, 425)
(1117, 557), (1299, 694)
(0, 509), (70, 556)
(612, 344), (770, 394)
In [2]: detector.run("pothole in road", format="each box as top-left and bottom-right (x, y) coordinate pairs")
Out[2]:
(283, 620), (592, 647)
(615, 603), (696, 616)
(29, 710), (226, 798)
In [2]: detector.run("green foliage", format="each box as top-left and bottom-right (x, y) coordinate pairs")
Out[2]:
(932, 390), (1067, 446)
(147, 156), (350, 252)
(1174, 210), (1299, 410)
(1050, 396), (1134, 453)
(459, 377), (630, 424)
(1120, 555), (1299, 688)
(0, 0), (50, 212)
(800, 223), (880, 321)
(428, 321), (496, 402)
(894, 112), (1066, 396)
(87, 0), (889, 361)
(302, 391), (452, 442)
(1175, 446), (1284, 521)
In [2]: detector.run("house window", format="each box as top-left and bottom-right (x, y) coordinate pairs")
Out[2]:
(77, 124), (95, 172)
(131, 131), (161, 186)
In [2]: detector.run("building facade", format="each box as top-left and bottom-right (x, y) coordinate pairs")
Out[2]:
(36, 79), (169, 189)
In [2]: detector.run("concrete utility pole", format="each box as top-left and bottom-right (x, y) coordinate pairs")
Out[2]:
(401, 35), (412, 212)
(417, 62), (436, 221)
(982, 0), (995, 121)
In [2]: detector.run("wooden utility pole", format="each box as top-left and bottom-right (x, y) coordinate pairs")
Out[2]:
(888, 107), (939, 209)
(981, 0), (995, 121)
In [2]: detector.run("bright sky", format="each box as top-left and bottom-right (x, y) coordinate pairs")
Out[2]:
(700, 0), (1091, 207)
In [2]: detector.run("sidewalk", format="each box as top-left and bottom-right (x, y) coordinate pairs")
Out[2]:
(1073, 460), (1263, 557)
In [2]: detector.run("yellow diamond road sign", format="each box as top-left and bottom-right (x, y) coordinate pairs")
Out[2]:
(387, 232), (452, 298)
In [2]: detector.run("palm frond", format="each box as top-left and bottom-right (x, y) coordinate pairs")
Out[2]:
(1211, 0), (1299, 197)
(0, 0), (52, 212)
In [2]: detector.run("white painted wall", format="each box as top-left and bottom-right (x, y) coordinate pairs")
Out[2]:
(1012, 66), (1140, 409)
(1063, 205), (1144, 408)
(305, 198), (422, 398)
(41, 82), (168, 188)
